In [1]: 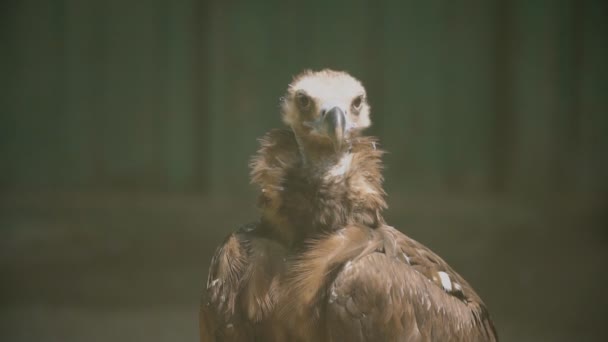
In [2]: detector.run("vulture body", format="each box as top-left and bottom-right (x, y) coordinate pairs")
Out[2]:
(200, 70), (497, 341)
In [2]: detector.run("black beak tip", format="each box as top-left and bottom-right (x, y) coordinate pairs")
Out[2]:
(324, 107), (346, 133)
(323, 107), (346, 150)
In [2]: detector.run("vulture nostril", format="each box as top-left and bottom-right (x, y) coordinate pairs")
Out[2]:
(321, 109), (327, 117)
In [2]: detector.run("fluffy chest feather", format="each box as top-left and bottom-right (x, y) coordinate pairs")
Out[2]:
(250, 129), (386, 243)
(279, 155), (382, 241)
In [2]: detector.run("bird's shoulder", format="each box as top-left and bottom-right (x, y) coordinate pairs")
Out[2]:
(201, 222), (288, 340)
(325, 225), (497, 341)
(202, 224), (254, 325)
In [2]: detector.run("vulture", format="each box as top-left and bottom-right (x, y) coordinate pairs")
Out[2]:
(200, 70), (497, 341)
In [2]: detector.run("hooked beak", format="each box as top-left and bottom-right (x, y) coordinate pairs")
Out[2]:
(322, 107), (346, 151)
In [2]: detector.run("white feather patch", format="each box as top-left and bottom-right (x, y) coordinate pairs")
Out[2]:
(438, 271), (452, 292)
(208, 278), (221, 289)
(359, 181), (377, 194)
(402, 252), (411, 264)
(327, 153), (353, 177)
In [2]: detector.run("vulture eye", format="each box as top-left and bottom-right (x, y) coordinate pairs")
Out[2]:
(352, 95), (364, 111)
(296, 92), (311, 111)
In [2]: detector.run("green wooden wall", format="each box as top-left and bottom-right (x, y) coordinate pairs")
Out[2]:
(2, 0), (607, 198)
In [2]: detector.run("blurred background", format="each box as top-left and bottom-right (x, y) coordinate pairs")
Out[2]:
(1, 0), (607, 341)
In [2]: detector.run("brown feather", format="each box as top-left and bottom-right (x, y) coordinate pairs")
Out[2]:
(250, 129), (387, 245)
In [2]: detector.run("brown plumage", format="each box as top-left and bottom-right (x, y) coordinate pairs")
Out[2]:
(200, 70), (497, 341)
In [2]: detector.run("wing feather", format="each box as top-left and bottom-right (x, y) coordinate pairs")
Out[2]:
(200, 226), (253, 342)
(200, 222), (289, 341)
(325, 226), (498, 342)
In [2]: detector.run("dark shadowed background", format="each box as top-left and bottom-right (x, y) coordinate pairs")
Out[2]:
(1, 0), (607, 341)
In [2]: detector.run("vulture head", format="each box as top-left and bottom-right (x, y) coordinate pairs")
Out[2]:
(281, 70), (371, 163)
(251, 69), (385, 242)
